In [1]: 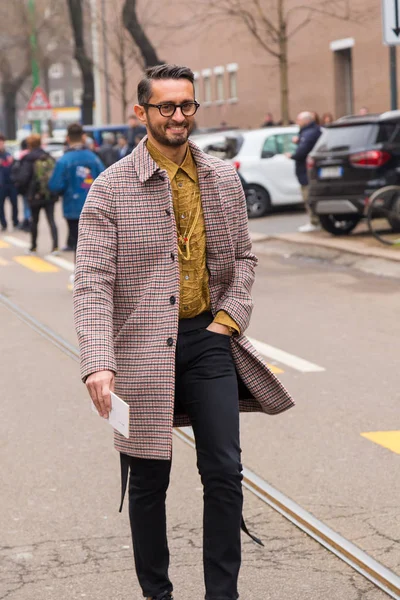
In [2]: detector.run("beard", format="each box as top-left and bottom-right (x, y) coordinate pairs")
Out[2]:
(146, 116), (195, 147)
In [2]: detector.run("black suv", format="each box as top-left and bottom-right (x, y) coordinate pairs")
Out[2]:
(308, 111), (400, 235)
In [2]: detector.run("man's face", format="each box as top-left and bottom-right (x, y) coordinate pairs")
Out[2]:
(135, 79), (196, 148)
(0, 140), (5, 152)
(118, 137), (127, 148)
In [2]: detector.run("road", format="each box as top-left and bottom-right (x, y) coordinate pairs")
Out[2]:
(0, 207), (399, 600)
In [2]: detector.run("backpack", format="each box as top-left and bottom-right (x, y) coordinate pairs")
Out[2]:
(31, 154), (55, 203)
(11, 160), (30, 194)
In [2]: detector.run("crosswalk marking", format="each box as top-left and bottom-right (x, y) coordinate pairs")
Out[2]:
(3, 235), (30, 249)
(0, 240), (10, 248)
(0, 257), (9, 266)
(267, 364), (284, 374)
(44, 254), (75, 272)
(14, 256), (59, 273)
(361, 431), (400, 455)
(248, 337), (325, 373)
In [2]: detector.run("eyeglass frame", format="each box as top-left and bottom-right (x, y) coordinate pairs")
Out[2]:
(140, 100), (200, 117)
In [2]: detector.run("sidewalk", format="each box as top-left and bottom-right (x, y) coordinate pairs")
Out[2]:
(250, 223), (400, 280)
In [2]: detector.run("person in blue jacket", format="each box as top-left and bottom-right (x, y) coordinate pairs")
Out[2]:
(49, 123), (104, 288)
(0, 134), (19, 231)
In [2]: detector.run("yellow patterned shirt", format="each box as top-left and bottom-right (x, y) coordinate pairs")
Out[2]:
(147, 140), (239, 334)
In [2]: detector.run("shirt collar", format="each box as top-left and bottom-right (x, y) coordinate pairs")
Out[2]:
(146, 139), (198, 183)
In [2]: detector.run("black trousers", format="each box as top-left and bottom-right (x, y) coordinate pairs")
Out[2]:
(30, 203), (58, 251)
(66, 218), (79, 250)
(124, 312), (243, 600)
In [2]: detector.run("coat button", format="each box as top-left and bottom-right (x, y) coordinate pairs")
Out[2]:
(167, 338), (174, 347)
(170, 252), (175, 261)
(170, 296), (176, 305)
(165, 209), (171, 216)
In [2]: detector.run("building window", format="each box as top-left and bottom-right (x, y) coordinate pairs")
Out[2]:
(202, 69), (212, 104)
(227, 64), (238, 101)
(214, 66), (224, 103)
(72, 60), (81, 78)
(49, 63), (64, 79)
(73, 88), (82, 106)
(193, 72), (200, 102)
(49, 90), (65, 107)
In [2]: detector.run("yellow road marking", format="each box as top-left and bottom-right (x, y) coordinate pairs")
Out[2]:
(267, 363), (284, 374)
(14, 256), (59, 273)
(0, 257), (9, 266)
(361, 431), (400, 455)
(0, 240), (10, 248)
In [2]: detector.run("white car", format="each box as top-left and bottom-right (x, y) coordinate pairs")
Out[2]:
(193, 127), (303, 218)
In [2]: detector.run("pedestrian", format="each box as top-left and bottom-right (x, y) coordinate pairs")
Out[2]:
(321, 112), (334, 126)
(16, 134), (59, 254)
(127, 113), (147, 152)
(11, 139), (31, 232)
(98, 132), (119, 168)
(359, 106), (369, 116)
(116, 133), (130, 160)
(48, 123), (104, 289)
(260, 112), (275, 127)
(73, 64), (294, 600)
(286, 111), (321, 233)
(0, 133), (19, 231)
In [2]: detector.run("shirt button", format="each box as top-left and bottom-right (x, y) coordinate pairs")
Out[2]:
(178, 182), (183, 188)
(184, 275), (189, 280)
(170, 296), (176, 305)
(165, 209), (171, 216)
(181, 214), (186, 219)
(170, 252), (175, 261)
(183, 306), (189, 311)
(167, 337), (174, 347)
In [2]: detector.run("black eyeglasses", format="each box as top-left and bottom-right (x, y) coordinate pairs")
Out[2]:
(141, 101), (200, 117)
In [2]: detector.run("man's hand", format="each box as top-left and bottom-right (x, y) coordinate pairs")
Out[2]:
(206, 322), (232, 336)
(86, 370), (115, 419)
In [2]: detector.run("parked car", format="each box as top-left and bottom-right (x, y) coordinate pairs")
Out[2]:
(193, 127), (303, 217)
(308, 110), (400, 235)
(43, 137), (66, 160)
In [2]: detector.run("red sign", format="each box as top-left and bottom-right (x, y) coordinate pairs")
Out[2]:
(26, 86), (52, 111)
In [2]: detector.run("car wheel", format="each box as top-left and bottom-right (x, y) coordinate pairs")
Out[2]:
(246, 185), (271, 218)
(319, 214), (361, 236)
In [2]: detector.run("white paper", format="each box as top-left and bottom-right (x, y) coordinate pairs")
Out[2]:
(91, 391), (130, 439)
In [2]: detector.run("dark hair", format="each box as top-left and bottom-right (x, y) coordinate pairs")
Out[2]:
(67, 122), (84, 142)
(138, 64), (195, 105)
(0, 133), (5, 142)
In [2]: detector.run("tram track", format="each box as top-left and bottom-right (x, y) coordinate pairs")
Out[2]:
(1, 291), (399, 600)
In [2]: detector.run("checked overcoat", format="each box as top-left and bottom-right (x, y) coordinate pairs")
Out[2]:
(73, 137), (295, 460)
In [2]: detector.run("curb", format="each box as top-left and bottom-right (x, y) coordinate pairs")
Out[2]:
(249, 232), (400, 280)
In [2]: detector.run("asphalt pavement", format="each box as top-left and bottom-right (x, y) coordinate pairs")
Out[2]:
(1, 201), (399, 599)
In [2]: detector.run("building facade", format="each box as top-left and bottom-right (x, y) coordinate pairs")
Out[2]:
(97, 0), (393, 129)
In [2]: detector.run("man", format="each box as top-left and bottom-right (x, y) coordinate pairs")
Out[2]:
(49, 123), (104, 288)
(260, 112), (275, 127)
(74, 64), (294, 600)
(116, 133), (130, 160)
(127, 113), (146, 152)
(0, 134), (19, 231)
(16, 134), (59, 254)
(287, 111), (321, 233)
(98, 132), (119, 168)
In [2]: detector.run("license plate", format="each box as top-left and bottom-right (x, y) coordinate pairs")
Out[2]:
(318, 166), (343, 179)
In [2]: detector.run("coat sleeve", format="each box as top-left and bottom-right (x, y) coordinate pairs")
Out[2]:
(215, 168), (257, 333)
(73, 173), (118, 382)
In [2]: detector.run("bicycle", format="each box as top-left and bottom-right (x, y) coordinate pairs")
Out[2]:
(367, 185), (400, 246)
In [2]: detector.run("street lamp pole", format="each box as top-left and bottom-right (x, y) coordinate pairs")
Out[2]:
(28, 0), (41, 133)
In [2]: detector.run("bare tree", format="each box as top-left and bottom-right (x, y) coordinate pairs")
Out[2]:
(122, 0), (164, 67)
(66, 0), (94, 124)
(193, 0), (374, 124)
(102, 11), (143, 121)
